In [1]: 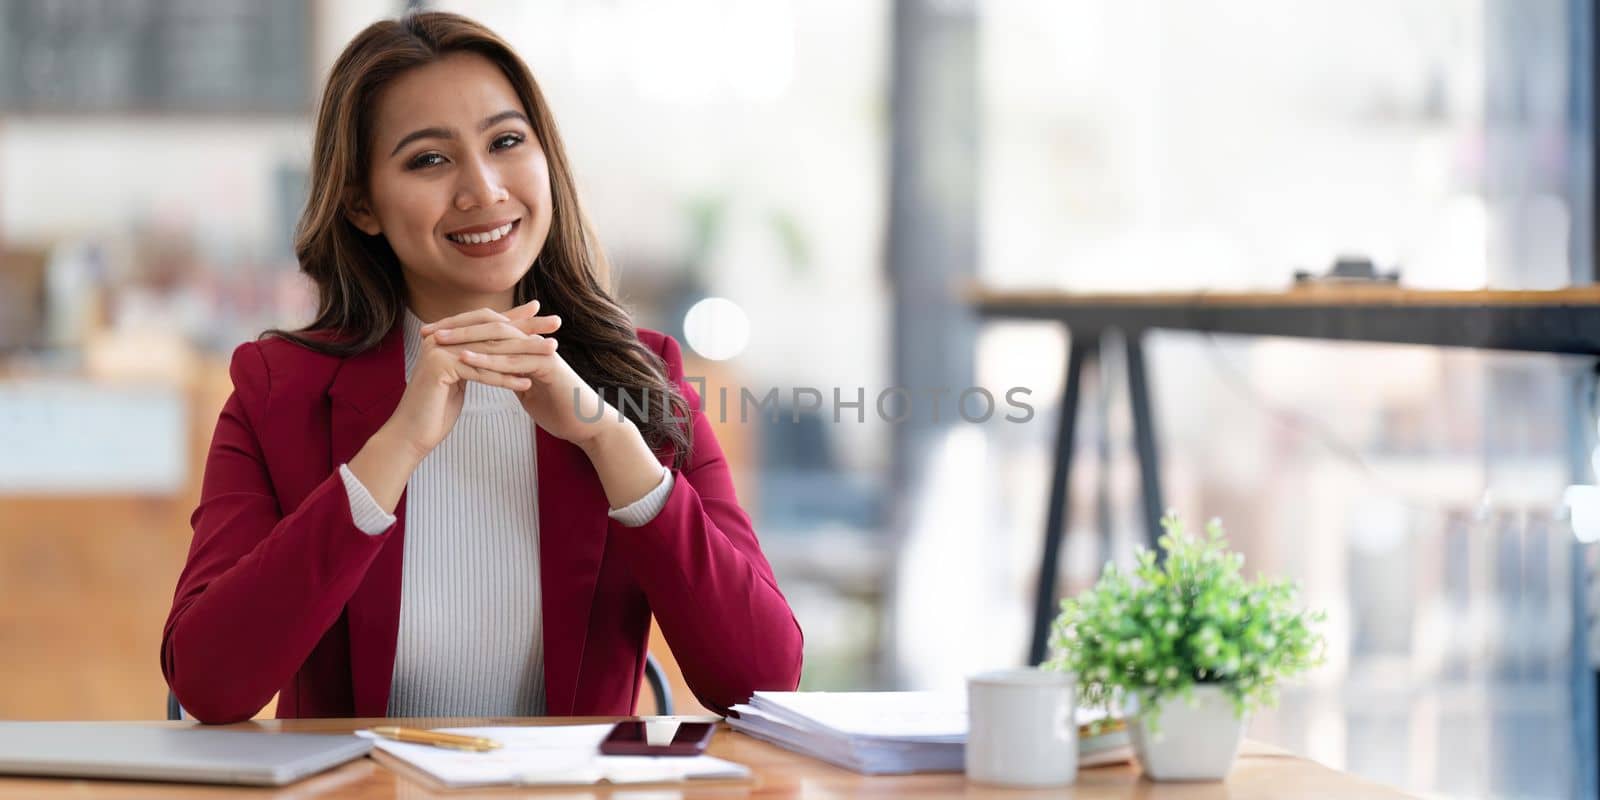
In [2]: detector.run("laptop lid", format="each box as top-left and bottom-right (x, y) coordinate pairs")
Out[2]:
(0, 722), (373, 786)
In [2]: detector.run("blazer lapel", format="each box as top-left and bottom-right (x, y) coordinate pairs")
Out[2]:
(536, 426), (611, 715)
(327, 323), (408, 719)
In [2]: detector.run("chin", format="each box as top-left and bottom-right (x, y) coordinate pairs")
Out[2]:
(443, 251), (530, 276)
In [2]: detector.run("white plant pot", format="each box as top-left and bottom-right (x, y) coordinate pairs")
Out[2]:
(1125, 684), (1246, 781)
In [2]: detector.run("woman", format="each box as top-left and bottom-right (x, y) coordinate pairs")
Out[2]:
(161, 11), (803, 725)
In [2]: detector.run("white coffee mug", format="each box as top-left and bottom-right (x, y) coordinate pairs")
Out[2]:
(965, 668), (1078, 787)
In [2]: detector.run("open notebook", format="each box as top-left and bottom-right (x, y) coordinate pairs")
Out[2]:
(357, 724), (749, 790)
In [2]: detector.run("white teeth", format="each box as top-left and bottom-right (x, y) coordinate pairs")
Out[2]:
(448, 222), (514, 245)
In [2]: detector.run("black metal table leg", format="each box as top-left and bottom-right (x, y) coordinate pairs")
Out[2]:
(1029, 332), (1096, 666)
(1124, 330), (1165, 551)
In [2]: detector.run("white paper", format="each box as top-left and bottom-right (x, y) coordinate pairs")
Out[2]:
(727, 690), (1132, 775)
(357, 724), (749, 788)
(747, 690), (968, 741)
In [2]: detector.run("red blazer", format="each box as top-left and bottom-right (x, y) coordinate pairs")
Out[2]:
(162, 323), (803, 724)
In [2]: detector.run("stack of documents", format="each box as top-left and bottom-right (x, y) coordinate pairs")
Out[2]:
(357, 724), (748, 789)
(727, 691), (1131, 775)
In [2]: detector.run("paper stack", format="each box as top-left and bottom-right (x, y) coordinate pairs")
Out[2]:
(727, 690), (1131, 775)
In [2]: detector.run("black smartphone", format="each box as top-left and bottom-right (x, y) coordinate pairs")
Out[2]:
(598, 720), (716, 756)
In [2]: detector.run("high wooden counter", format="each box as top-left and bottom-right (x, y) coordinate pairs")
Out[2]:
(968, 284), (1600, 354)
(967, 284), (1600, 664)
(0, 716), (1408, 798)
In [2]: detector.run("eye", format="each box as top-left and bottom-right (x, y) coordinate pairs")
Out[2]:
(491, 132), (524, 151)
(407, 152), (446, 170)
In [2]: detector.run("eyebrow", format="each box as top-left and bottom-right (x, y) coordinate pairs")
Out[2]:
(388, 110), (532, 157)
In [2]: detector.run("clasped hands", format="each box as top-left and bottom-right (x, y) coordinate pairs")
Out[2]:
(357, 299), (664, 514)
(418, 300), (625, 447)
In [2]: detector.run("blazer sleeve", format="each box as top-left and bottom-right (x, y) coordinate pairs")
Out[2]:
(616, 334), (804, 713)
(161, 341), (392, 724)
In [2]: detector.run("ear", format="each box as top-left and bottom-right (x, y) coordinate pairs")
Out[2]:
(344, 189), (382, 236)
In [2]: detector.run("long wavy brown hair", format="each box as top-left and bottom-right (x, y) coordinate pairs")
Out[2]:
(265, 10), (690, 467)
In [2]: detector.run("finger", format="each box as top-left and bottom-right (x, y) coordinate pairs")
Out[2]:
(454, 360), (532, 391)
(419, 307), (509, 337)
(441, 337), (557, 357)
(432, 320), (529, 344)
(419, 309), (507, 337)
(460, 350), (558, 375)
(503, 299), (542, 320)
(509, 313), (561, 336)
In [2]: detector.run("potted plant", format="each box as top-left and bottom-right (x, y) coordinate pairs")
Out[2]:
(1044, 513), (1325, 781)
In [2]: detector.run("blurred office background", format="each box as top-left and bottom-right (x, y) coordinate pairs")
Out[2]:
(0, 0), (1595, 797)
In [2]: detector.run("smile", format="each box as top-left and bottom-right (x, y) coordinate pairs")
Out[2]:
(444, 219), (520, 256)
(446, 220), (516, 244)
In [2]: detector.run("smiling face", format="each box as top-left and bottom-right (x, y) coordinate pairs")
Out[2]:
(347, 52), (554, 321)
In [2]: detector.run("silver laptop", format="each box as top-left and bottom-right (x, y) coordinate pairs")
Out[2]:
(0, 722), (373, 786)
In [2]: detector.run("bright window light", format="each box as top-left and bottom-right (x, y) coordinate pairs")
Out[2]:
(682, 297), (751, 361)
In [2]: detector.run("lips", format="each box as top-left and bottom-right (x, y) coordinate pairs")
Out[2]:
(444, 218), (521, 257)
(445, 218), (519, 244)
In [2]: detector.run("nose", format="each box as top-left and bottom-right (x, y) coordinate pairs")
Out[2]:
(453, 155), (509, 211)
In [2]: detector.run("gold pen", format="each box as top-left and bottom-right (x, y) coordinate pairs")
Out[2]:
(369, 726), (502, 752)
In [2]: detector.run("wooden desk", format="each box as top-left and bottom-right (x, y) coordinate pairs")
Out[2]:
(968, 285), (1600, 663)
(0, 717), (1408, 798)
